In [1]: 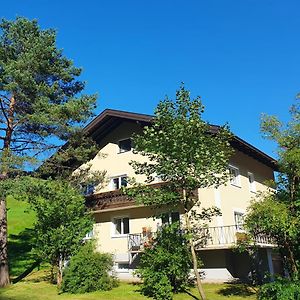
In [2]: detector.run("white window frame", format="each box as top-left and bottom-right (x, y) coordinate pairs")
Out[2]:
(233, 210), (245, 231)
(247, 172), (256, 193)
(110, 175), (128, 190)
(82, 228), (94, 241)
(118, 138), (132, 153)
(111, 216), (130, 237)
(229, 165), (241, 187)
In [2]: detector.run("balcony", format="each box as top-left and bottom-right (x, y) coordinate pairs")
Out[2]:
(194, 225), (274, 250)
(128, 225), (275, 253)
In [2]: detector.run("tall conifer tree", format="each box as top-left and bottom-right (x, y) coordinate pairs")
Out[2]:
(0, 17), (97, 286)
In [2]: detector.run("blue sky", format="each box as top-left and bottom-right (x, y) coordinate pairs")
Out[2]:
(2, 1), (300, 157)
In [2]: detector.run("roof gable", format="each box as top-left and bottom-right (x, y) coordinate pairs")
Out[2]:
(84, 109), (278, 170)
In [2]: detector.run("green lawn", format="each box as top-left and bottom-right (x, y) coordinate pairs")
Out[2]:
(7, 196), (36, 277)
(0, 270), (257, 300)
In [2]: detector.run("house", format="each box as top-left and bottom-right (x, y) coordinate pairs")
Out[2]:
(81, 108), (278, 282)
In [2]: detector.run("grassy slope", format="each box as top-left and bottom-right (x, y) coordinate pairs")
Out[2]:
(7, 196), (36, 277)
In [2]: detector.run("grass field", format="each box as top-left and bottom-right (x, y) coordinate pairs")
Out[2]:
(0, 270), (257, 300)
(7, 196), (36, 277)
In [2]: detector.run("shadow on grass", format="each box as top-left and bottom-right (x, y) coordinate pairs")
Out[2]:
(183, 289), (200, 300)
(8, 228), (36, 278)
(130, 282), (200, 300)
(217, 284), (256, 297)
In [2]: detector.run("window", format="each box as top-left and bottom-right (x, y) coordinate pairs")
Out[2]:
(248, 172), (256, 192)
(113, 217), (130, 235)
(82, 184), (95, 196)
(118, 138), (132, 153)
(117, 263), (129, 270)
(229, 166), (241, 187)
(234, 212), (244, 231)
(111, 175), (127, 190)
(162, 212), (180, 225)
(82, 229), (94, 241)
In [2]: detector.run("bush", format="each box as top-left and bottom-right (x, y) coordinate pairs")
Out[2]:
(258, 278), (300, 300)
(61, 242), (118, 294)
(136, 222), (191, 300)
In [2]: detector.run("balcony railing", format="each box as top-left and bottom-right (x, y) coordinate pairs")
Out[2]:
(128, 225), (274, 252)
(195, 225), (274, 249)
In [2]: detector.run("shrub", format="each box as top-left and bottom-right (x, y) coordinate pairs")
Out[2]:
(258, 278), (300, 300)
(136, 222), (191, 300)
(61, 242), (118, 294)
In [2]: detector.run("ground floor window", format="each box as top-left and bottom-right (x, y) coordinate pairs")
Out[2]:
(113, 217), (130, 235)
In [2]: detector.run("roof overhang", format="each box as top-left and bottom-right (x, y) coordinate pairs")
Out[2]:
(84, 109), (278, 170)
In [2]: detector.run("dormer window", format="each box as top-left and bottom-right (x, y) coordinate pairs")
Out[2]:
(118, 138), (132, 153)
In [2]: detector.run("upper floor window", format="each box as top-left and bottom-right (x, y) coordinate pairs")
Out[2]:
(82, 184), (95, 196)
(111, 175), (128, 190)
(162, 211), (180, 225)
(229, 165), (241, 187)
(118, 138), (132, 153)
(113, 217), (130, 235)
(248, 172), (256, 193)
(234, 211), (244, 231)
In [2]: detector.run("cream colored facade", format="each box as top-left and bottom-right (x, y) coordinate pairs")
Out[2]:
(81, 111), (276, 281)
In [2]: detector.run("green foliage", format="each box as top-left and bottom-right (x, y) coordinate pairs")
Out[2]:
(245, 194), (298, 242)
(245, 99), (300, 279)
(131, 85), (233, 195)
(61, 242), (118, 294)
(0, 17), (97, 172)
(0, 176), (94, 282)
(136, 223), (191, 300)
(257, 278), (300, 300)
(129, 86), (233, 300)
(129, 85), (232, 238)
(28, 180), (93, 265)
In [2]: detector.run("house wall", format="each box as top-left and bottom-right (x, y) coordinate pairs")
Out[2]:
(93, 206), (161, 257)
(88, 121), (273, 223)
(88, 121), (148, 192)
(80, 119), (275, 280)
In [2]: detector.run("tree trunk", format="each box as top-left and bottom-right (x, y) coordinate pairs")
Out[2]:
(56, 255), (63, 287)
(183, 191), (206, 300)
(0, 94), (16, 287)
(190, 241), (206, 300)
(0, 197), (9, 287)
(284, 239), (298, 278)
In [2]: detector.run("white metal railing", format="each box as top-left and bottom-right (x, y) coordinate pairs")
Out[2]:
(128, 225), (274, 251)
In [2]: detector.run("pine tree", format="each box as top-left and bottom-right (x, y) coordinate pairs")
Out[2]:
(0, 17), (97, 286)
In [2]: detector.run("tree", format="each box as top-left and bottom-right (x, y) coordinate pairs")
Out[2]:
(136, 222), (191, 300)
(0, 177), (94, 286)
(61, 241), (118, 293)
(129, 85), (233, 300)
(0, 17), (97, 286)
(245, 99), (300, 279)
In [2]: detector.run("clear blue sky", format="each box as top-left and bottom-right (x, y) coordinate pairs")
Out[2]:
(2, 0), (300, 157)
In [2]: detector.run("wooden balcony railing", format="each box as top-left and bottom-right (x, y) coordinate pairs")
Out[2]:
(128, 225), (274, 252)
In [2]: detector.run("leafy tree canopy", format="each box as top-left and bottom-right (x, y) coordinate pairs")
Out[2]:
(128, 85), (233, 300)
